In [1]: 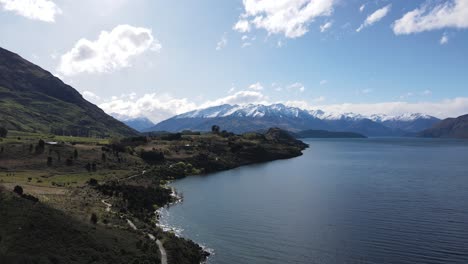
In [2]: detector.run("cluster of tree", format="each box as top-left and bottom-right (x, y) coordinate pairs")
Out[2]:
(95, 183), (172, 221)
(140, 149), (165, 164)
(0, 127), (7, 138)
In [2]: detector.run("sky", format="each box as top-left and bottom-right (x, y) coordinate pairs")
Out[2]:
(1, 0), (468, 122)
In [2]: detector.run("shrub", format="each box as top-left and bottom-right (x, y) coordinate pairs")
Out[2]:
(88, 178), (98, 186)
(211, 125), (220, 134)
(13, 185), (23, 195)
(90, 213), (98, 224)
(0, 127), (7, 138)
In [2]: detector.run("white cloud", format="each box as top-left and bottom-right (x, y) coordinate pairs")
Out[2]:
(357, 4), (391, 32)
(320, 21), (333, 32)
(248, 82), (264, 91)
(242, 42), (252, 48)
(99, 93), (198, 123)
(58, 24), (160, 76)
(216, 33), (228, 50)
(310, 98), (468, 119)
(359, 4), (366, 13)
(201, 90), (268, 108)
(234, 0), (337, 38)
(81, 91), (101, 103)
(287, 82), (305, 92)
(393, 0), (468, 35)
(233, 19), (251, 33)
(98, 90), (468, 122)
(440, 33), (449, 45)
(98, 90), (268, 123)
(0, 0), (61, 22)
(320, 79), (328, 85)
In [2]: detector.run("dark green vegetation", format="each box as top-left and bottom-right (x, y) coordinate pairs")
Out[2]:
(0, 47), (137, 137)
(419, 114), (468, 139)
(0, 188), (162, 264)
(292, 129), (367, 139)
(0, 127), (306, 263)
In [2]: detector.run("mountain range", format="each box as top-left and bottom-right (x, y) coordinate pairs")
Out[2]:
(144, 104), (441, 136)
(0, 47), (137, 137)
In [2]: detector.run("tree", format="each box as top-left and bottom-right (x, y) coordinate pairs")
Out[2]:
(36, 139), (45, 154)
(47, 157), (53, 166)
(90, 213), (98, 224)
(211, 125), (220, 134)
(13, 185), (23, 195)
(74, 149), (78, 159)
(0, 127), (7, 138)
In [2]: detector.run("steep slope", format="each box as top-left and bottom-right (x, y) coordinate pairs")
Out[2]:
(147, 104), (330, 133)
(419, 114), (468, 139)
(0, 188), (161, 264)
(0, 47), (137, 137)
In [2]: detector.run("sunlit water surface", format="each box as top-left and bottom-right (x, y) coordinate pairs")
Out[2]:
(159, 138), (468, 264)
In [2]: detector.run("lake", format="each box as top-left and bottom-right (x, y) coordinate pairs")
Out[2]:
(158, 138), (468, 264)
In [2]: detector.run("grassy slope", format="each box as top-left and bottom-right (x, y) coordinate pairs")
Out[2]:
(0, 188), (161, 264)
(0, 47), (137, 137)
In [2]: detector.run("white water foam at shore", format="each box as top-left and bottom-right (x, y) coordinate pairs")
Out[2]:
(156, 187), (215, 263)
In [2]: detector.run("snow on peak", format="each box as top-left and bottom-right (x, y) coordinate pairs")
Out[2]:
(175, 103), (308, 119)
(174, 104), (436, 123)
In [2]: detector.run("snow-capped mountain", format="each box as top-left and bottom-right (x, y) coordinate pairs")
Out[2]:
(309, 111), (440, 134)
(145, 104), (440, 136)
(146, 104), (329, 134)
(111, 113), (155, 132)
(177, 104), (311, 119)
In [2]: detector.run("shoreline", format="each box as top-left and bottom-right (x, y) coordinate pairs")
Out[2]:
(155, 150), (308, 262)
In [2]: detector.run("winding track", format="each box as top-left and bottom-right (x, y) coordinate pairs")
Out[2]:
(101, 197), (168, 264)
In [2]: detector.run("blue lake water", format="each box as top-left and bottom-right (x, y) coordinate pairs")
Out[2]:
(158, 138), (468, 264)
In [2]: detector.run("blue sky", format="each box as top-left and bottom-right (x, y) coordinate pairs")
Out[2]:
(1, 0), (468, 122)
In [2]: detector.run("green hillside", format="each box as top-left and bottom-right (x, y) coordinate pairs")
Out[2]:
(0, 47), (137, 137)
